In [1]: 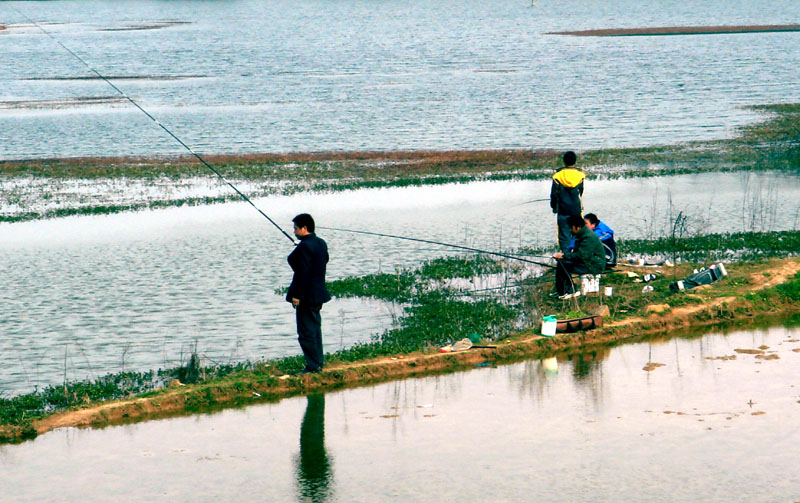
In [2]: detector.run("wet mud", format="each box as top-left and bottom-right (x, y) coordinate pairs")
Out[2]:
(99, 21), (191, 32)
(549, 24), (800, 37)
(23, 75), (208, 81)
(0, 96), (128, 110)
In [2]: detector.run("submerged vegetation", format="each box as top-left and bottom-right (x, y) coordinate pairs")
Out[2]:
(1, 103), (799, 222)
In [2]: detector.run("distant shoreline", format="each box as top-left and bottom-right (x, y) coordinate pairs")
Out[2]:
(549, 24), (800, 37)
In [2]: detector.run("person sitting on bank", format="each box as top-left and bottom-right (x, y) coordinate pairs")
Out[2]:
(552, 215), (606, 299)
(583, 213), (617, 268)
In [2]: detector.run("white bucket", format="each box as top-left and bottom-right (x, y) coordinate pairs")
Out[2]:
(581, 274), (600, 294)
(541, 319), (557, 337)
(717, 263), (728, 276)
(604, 286), (613, 297)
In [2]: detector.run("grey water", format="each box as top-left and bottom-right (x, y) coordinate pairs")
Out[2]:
(1, 170), (800, 396)
(2, 324), (799, 502)
(1, 0), (800, 159)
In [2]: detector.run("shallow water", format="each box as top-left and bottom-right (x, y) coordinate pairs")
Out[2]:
(1, 0), (800, 159)
(2, 324), (799, 502)
(1, 170), (799, 396)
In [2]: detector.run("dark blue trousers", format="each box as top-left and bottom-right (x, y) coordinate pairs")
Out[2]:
(556, 214), (573, 254)
(296, 304), (324, 371)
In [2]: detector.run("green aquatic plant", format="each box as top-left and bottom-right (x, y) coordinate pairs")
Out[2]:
(620, 230), (800, 262)
(325, 270), (417, 302)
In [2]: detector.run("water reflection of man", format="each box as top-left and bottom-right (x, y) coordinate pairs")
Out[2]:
(295, 394), (333, 503)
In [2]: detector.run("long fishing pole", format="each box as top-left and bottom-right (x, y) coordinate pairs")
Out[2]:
(318, 225), (555, 268)
(14, 8), (296, 244)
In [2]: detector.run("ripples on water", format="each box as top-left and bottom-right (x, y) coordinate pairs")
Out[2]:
(2, 325), (798, 502)
(1, 0), (800, 158)
(1, 171), (799, 396)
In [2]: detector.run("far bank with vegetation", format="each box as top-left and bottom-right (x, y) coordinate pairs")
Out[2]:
(0, 103), (798, 222)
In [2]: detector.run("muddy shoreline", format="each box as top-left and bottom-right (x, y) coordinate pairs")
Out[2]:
(2, 257), (797, 444)
(550, 24), (800, 37)
(3, 102), (799, 224)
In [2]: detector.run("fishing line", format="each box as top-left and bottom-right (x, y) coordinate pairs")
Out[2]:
(512, 197), (550, 207)
(318, 225), (556, 268)
(14, 8), (296, 244)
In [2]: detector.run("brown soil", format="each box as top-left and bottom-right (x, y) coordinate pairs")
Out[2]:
(549, 25), (800, 37)
(0, 149), (556, 173)
(3, 257), (799, 443)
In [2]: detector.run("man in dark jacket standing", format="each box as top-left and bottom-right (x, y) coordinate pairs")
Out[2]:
(287, 213), (331, 374)
(552, 215), (606, 299)
(550, 151), (585, 253)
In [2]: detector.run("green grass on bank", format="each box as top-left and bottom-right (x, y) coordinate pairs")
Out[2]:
(619, 230), (800, 262)
(2, 231), (799, 440)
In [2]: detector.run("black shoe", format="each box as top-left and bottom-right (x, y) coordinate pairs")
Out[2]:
(548, 291), (561, 298)
(296, 367), (320, 375)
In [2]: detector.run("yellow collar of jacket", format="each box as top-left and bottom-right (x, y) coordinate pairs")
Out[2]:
(552, 168), (585, 188)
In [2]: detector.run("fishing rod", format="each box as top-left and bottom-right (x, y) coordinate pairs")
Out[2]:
(14, 8), (296, 244)
(318, 226), (556, 268)
(512, 197), (550, 208)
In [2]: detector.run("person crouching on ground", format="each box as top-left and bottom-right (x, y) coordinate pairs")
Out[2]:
(552, 215), (606, 299)
(287, 213), (331, 374)
(583, 212), (617, 268)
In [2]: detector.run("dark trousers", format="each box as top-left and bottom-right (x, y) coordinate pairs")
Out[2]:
(296, 304), (324, 371)
(555, 258), (592, 295)
(556, 214), (573, 254)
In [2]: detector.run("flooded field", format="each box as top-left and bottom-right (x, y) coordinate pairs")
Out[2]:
(2, 170), (799, 396)
(2, 323), (799, 502)
(2, 0), (800, 158)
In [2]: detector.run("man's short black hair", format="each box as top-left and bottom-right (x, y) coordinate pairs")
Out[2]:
(562, 151), (577, 167)
(292, 213), (315, 233)
(584, 213), (599, 225)
(567, 215), (585, 229)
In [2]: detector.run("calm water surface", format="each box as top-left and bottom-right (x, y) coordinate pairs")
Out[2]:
(1, 0), (799, 158)
(1, 170), (799, 396)
(2, 324), (799, 502)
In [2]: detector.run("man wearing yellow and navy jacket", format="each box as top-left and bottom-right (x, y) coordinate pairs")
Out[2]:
(549, 151), (585, 253)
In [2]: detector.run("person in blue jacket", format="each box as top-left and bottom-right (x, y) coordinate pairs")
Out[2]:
(287, 213), (332, 374)
(583, 213), (616, 268)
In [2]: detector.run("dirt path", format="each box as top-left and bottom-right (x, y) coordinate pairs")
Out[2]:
(6, 257), (799, 443)
(610, 259), (800, 328)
